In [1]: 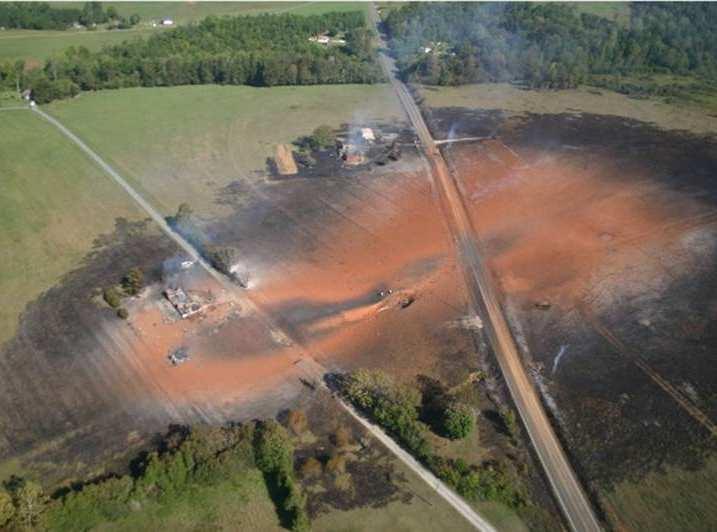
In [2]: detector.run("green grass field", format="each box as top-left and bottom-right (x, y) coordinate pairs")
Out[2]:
(604, 456), (717, 532)
(0, 27), (157, 65)
(0, 110), (144, 345)
(45, 84), (405, 216)
(53, 1), (368, 24)
(311, 455), (477, 532)
(0, 2), (368, 64)
(89, 468), (283, 532)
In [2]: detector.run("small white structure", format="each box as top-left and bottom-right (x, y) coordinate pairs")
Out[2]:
(360, 127), (375, 143)
(309, 35), (330, 44)
(180, 260), (195, 270)
(423, 47), (432, 54)
(160, 19), (174, 26)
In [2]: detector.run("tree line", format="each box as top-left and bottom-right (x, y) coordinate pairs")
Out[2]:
(382, 2), (717, 89)
(0, 422), (309, 531)
(0, 2), (139, 31)
(0, 11), (383, 104)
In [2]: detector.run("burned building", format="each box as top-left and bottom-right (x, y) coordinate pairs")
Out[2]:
(164, 287), (209, 319)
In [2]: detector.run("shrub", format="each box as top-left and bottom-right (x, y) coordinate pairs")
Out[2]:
(13, 481), (48, 529)
(333, 426), (352, 449)
(117, 308), (129, 320)
(341, 370), (431, 459)
(287, 410), (308, 435)
(0, 490), (14, 527)
(430, 456), (524, 507)
(500, 407), (519, 441)
(310, 125), (334, 149)
(299, 457), (322, 479)
(122, 267), (143, 296)
(325, 453), (347, 475)
(103, 287), (122, 308)
(204, 246), (239, 275)
(443, 402), (475, 440)
(174, 203), (193, 225)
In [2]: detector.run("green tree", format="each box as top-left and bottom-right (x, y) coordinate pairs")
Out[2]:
(254, 420), (293, 474)
(122, 267), (144, 296)
(117, 308), (129, 320)
(346, 27), (374, 58)
(14, 481), (47, 529)
(443, 402), (475, 439)
(310, 125), (334, 150)
(500, 407), (518, 442)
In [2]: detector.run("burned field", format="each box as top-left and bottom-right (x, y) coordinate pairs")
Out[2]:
(0, 218), (182, 479)
(0, 105), (561, 529)
(427, 105), (717, 528)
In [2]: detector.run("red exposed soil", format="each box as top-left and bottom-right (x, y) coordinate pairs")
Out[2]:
(447, 140), (714, 312)
(105, 164), (478, 423)
(252, 168), (476, 379)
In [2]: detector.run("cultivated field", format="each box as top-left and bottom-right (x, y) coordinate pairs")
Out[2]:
(0, 110), (144, 345)
(46, 85), (405, 215)
(422, 84), (717, 531)
(0, 2), (368, 64)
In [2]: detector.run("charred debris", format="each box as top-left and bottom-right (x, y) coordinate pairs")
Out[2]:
(269, 124), (416, 179)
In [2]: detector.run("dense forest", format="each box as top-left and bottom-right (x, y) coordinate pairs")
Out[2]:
(383, 2), (717, 89)
(0, 2), (139, 31)
(0, 11), (381, 103)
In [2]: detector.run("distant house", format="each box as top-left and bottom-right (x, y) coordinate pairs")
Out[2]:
(160, 19), (174, 26)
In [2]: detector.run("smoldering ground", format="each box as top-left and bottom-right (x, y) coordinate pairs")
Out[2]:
(431, 105), (717, 492)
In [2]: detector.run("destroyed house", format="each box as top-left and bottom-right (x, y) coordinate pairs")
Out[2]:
(164, 287), (205, 319)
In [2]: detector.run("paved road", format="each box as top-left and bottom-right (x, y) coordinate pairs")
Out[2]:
(369, 5), (602, 532)
(34, 105), (493, 531)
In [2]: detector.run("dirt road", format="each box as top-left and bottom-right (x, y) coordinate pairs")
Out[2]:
(34, 104), (493, 531)
(368, 4), (602, 531)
